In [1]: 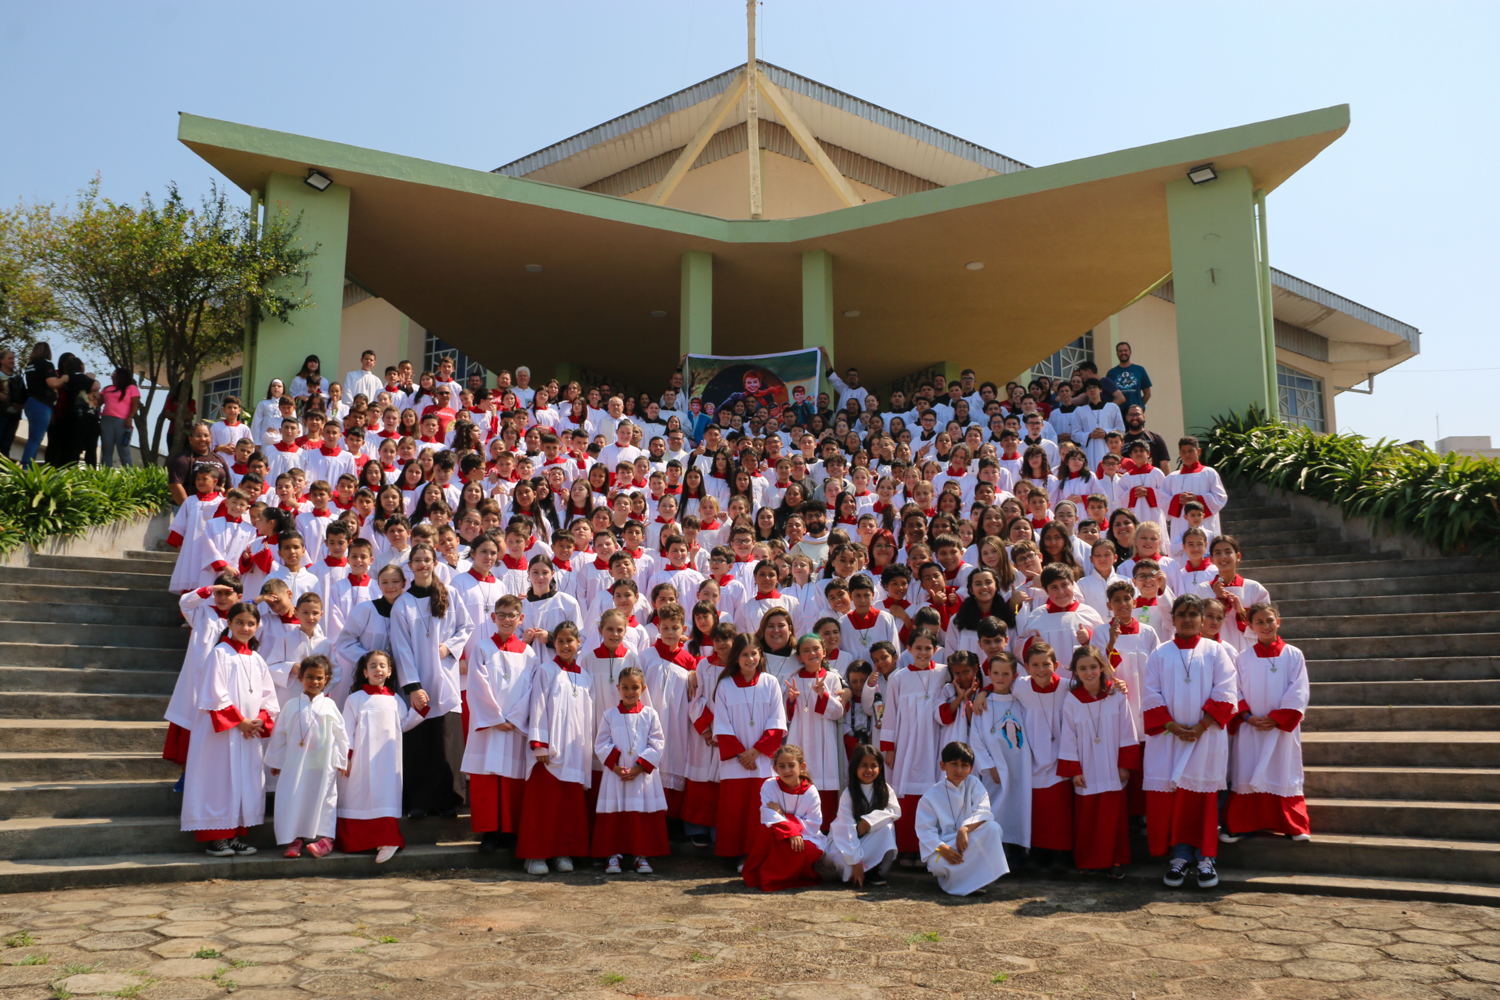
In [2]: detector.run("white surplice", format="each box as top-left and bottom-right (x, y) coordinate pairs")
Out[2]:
(827, 781), (901, 881)
(338, 686), (422, 820)
(264, 691), (349, 843)
(915, 774), (1008, 895)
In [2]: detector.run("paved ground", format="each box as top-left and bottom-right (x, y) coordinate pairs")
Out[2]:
(1, 858), (1499, 1000)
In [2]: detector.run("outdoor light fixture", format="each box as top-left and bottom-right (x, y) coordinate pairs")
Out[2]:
(965, 261), (984, 271)
(304, 169), (333, 192)
(650, 310), (668, 318)
(842, 310), (860, 318)
(1187, 163), (1218, 185)
(524, 264), (543, 273)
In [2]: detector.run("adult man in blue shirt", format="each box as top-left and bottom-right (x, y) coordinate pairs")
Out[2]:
(1106, 341), (1153, 410)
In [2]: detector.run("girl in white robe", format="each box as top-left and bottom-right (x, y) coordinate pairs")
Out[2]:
(180, 603), (279, 855)
(741, 745), (825, 892)
(515, 622), (595, 873)
(519, 557), (583, 661)
(784, 634), (849, 828)
(580, 611), (647, 815)
(710, 635), (788, 861)
(166, 475), (227, 592)
(878, 626), (947, 858)
(1055, 646), (1140, 875)
(1165, 445), (1229, 535)
(265, 655), (349, 857)
(338, 650), (422, 862)
(1116, 446), (1169, 532)
(463, 601), (539, 849)
(827, 745), (901, 886)
(163, 580), (239, 773)
(916, 743), (1008, 896)
(591, 666), (669, 872)
(1225, 604), (1311, 841)
(333, 564), (402, 691)
(970, 653), (1032, 854)
(196, 499), (256, 592)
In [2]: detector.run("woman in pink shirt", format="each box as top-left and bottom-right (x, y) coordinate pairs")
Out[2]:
(100, 368), (141, 467)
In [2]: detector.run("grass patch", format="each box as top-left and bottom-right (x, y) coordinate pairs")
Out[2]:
(19, 953), (49, 966)
(230, 959), (256, 968)
(192, 947), (221, 959)
(689, 951), (710, 962)
(4, 932), (34, 948)
(51, 987), (73, 1000)
(60, 963), (98, 977)
(375, 935), (398, 944)
(907, 931), (940, 944)
(105, 979), (158, 999)
(350, 947), (366, 954)
(992, 972), (1009, 983)
(600, 972), (626, 985)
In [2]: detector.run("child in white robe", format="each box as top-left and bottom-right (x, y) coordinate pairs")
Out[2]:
(1017, 564), (1104, 670)
(970, 652), (1031, 861)
(338, 650), (422, 862)
(591, 665), (669, 873)
(1116, 441), (1169, 532)
(711, 634), (788, 862)
(784, 633), (849, 828)
(638, 604), (697, 820)
(463, 595), (539, 853)
(1091, 579), (1161, 817)
(180, 602), (279, 856)
(916, 741), (1008, 896)
(1014, 640), (1075, 868)
(827, 745), (901, 887)
(195, 491), (256, 591)
(1164, 436), (1229, 535)
(516, 621), (595, 875)
(163, 576), (241, 780)
(879, 626), (947, 860)
(742, 744), (825, 892)
(166, 466), (227, 592)
(935, 651), (981, 752)
(266, 655), (349, 858)
(1224, 602), (1312, 842)
(1056, 646), (1140, 877)
(580, 609), (646, 816)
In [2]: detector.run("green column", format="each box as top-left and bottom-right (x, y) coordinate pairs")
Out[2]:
(1165, 166), (1270, 433)
(254, 171), (350, 393)
(802, 250), (835, 396)
(1255, 189), (1281, 420)
(679, 250), (713, 357)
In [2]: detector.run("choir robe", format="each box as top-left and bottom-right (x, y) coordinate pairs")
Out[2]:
(198, 506), (256, 588)
(265, 442), (305, 482)
(1051, 474), (1100, 511)
(1089, 619), (1159, 813)
(390, 584), (471, 813)
(763, 648), (800, 685)
(166, 493), (227, 592)
(333, 599), (393, 695)
(1056, 685), (1141, 869)
(1018, 600), (1105, 670)
(682, 660), (722, 826)
(591, 702), (669, 858)
(1192, 574), (1271, 650)
(1012, 670), (1075, 850)
(647, 564), (706, 605)
(742, 776), (825, 892)
(521, 591), (583, 661)
(453, 570), (508, 704)
(935, 680), (974, 756)
(237, 533), (282, 602)
(1141, 635), (1238, 857)
(735, 592), (802, 638)
(711, 672), (788, 856)
(640, 641), (697, 808)
(1169, 522), (1218, 560)
(165, 589), (231, 741)
(180, 639), (279, 838)
(1165, 462), (1229, 535)
(826, 781), (901, 881)
(1168, 558), (1219, 604)
(1077, 569), (1128, 619)
(1070, 401), (1125, 469)
(971, 691), (1032, 847)
(580, 644), (646, 796)
(294, 509), (337, 565)
(311, 556), (351, 604)
(1128, 595), (1172, 641)
(210, 419), (252, 453)
(254, 614), (307, 710)
(1116, 463), (1169, 532)
(338, 685), (423, 851)
(462, 635), (539, 834)
(878, 663), (948, 852)
(1227, 639), (1311, 838)
(278, 627), (335, 707)
(845, 609), (901, 665)
(516, 657), (595, 859)
(916, 775), (1009, 896)
(784, 667), (848, 824)
(265, 691), (349, 844)
(322, 573), (373, 651)
(303, 446), (358, 495)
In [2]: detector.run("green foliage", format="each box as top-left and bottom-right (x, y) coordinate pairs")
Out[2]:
(191, 947), (220, 959)
(0, 458), (169, 554)
(907, 931), (941, 944)
(1201, 405), (1500, 556)
(599, 972), (626, 985)
(18, 953), (49, 966)
(3, 932), (34, 948)
(376, 936), (398, 944)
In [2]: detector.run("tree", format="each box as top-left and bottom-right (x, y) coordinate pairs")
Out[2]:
(0, 207), (60, 358)
(23, 179), (317, 462)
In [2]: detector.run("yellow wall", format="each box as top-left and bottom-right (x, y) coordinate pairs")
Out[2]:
(627, 148), (893, 219)
(339, 295), (418, 380)
(1274, 348), (1338, 430)
(1090, 293), (1186, 442)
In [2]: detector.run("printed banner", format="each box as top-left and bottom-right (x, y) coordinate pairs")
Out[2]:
(684, 348), (822, 421)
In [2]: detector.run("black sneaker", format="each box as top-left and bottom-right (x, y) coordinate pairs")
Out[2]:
(1196, 857), (1219, 889)
(1163, 858), (1190, 887)
(407, 808), (429, 820)
(204, 839), (234, 857)
(689, 835), (710, 849)
(478, 832), (502, 855)
(864, 872), (888, 886)
(227, 838), (257, 855)
(1105, 865), (1125, 880)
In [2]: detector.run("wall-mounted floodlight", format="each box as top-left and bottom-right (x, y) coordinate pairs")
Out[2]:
(1187, 164), (1218, 185)
(304, 169), (333, 191)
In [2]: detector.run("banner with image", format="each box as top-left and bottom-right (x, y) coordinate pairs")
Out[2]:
(684, 348), (822, 423)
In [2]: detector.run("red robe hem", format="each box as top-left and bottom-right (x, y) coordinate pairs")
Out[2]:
(591, 810), (670, 857)
(1031, 781), (1076, 850)
(715, 777), (763, 856)
(335, 817), (404, 853)
(1226, 792), (1310, 837)
(467, 773), (527, 834)
(741, 820), (823, 892)
(515, 761), (590, 858)
(680, 779), (720, 827)
(895, 795), (922, 853)
(1072, 789), (1131, 868)
(1146, 789), (1220, 857)
(162, 723), (190, 767)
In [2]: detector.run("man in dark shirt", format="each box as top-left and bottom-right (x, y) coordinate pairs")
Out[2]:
(1074, 361), (1126, 408)
(1106, 341), (1153, 411)
(1122, 404), (1171, 473)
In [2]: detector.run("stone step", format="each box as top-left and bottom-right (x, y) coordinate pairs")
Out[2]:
(1219, 515), (1310, 534)
(1239, 541), (1371, 563)
(0, 642), (192, 672)
(1297, 632), (1500, 661)
(0, 566), (173, 591)
(1280, 591), (1500, 619)
(0, 600), (182, 628)
(1218, 504), (1293, 521)
(0, 582), (181, 610)
(0, 665), (178, 696)
(0, 720), (165, 753)
(1272, 574), (1500, 602)
(1219, 831), (1500, 884)
(0, 620), (189, 650)
(1305, 705), (1500, 731)
(1308, 798), (1500, 841)
(1253, 556), (1495, 584)
(0, 779), (179, 820)
(26, 553), (178, 578)
(1309, 679), (1500, 706)
(0, 811), (476, 860)
(0, 752), (176, 782)
(0, 691), (169, 721)
(1303, 731), (1500, 768)
(1281, 609), (1500, 640)
(125, 550), (177, 564)
(1306, 766), (1500, 803)
(1309, 656), (1500, 683)
(1220, 527), (1331, 547)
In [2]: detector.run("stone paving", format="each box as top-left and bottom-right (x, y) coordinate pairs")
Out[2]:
(2, 858), (1499, 999)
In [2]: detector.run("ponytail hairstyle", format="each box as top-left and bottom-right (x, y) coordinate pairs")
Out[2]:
(845, 744), (890, 819)
(407, 542), (449, 620)
(218, 601), (262, 651)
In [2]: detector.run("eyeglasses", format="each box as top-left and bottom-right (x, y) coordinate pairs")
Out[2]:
(494, 611), (521, 621)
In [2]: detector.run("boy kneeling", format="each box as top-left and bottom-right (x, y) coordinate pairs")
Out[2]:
(915, 741), (1008, 896)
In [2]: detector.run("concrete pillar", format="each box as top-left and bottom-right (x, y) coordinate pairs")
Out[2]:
(679, 250), (713, 357)
(1165, 166), (1271, 433)
(802, 250), (835, 397)
(254, 172), (350, 391)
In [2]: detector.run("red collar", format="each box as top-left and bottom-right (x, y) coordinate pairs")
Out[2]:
(552, 557), (572, 571)
(1113, 616), (1140, 634)
(1218, 574), (1245, 588)
(653, 639), (697, 670)
(221, 637), (252, 654)
(500, 554), (527, 571)
(195, 490), (221, 504)
(1254, 638), (1287, 657)
(309, 508), (331, 518)
(1070, 681), (1114, 703)
(494, 635), (526, 653)
(1179, 461), (1204, 474)
(468, 568), (497, 583)
(617, 700), (645, 714)
(320, 445), (343, 456)
(1173, 635), (1202, 649)
(347, 573), (371, 587)
(882, 596), (909, 610)
(754, 590), (781, 600)
(797, 666), (827, 679)
(1044, 600), (1080, 614)
(907, 662), (936, 672)
(323, 556), (347, 567)
(1031, 674), (1060, 694)
(231, 463), (248, 474)
(274, 442), (300, 452)
(1030, 515), (1051, 529)
(1134, 596), (1157, 608)
(279, 612), (300, 625)
(554, 657), (581, 673)
(1184, 557), (1213, 573)
(594, 643), (626, 659)
(732, 671), (760, 687)
(362, 684), (392, 696)
(777, 777), (814, 795)
(847, 609), (881, 628)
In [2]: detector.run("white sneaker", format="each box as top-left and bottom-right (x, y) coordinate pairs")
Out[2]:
(525, 858), (549, 876)
(375, 846), (398, 864)
(553, 856), (574, 873)
(634, 856), (654, 874)
(604, 855), (623, 874)
(1219, 831), (1244, 843)
(1290, 833), (1312, 842)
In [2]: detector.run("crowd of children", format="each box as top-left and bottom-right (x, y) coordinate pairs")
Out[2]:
(164, 350), (1310, 894)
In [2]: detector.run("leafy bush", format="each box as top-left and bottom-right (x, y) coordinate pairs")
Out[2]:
(0, 458), (170, 555)
(1201, 405), (1500, 556)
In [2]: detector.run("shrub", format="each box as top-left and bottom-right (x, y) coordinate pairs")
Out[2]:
(1201, 405), (1500, 556)
(0, 458), (170, 555)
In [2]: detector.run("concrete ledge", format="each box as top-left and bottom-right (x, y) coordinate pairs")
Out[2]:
(0, 514), (171, 568)
(1235, 479), (1448, 560)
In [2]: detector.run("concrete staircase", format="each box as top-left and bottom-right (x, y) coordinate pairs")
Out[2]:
(1, 491), (1497, 900)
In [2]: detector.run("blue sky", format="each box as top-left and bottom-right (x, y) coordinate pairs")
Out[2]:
(3, 1), (1493, 445)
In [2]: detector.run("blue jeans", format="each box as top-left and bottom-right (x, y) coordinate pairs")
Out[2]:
(20, 397), (51, 467)
(100, 415), (133, 467)
(1170, 843), (1204, 864)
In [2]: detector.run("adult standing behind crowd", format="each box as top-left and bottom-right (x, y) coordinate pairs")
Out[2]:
(166, 420), (231, 505)
(99, 368), (141, 467)
(48, 355), (100, 467)
(1106, 341), (1153, 411)
(0, 349), (22, 459)
(1122, 405), (1171, 474)
(20, 343), (65, 468)
(343, 350), (383, 405)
